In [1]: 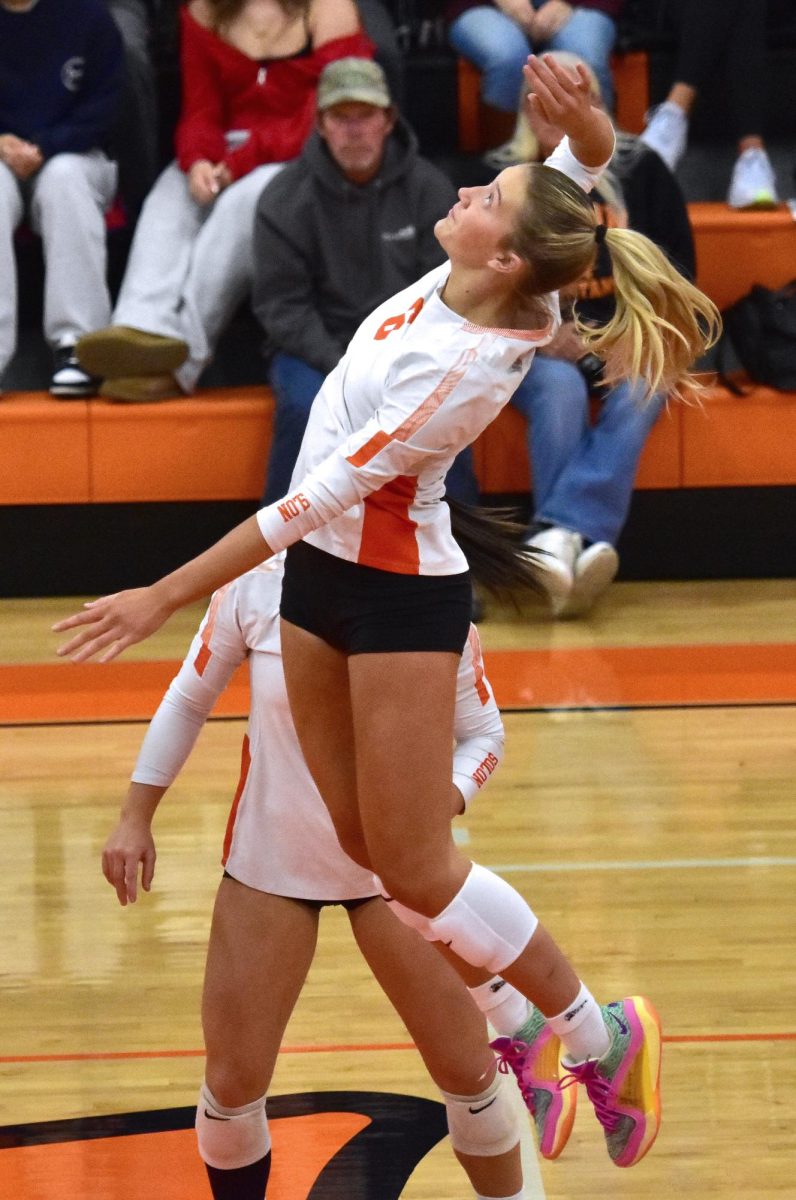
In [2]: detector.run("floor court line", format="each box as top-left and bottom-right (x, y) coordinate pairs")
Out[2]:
(490, 855), (796, 873)
(4, 1029), (794, 1066)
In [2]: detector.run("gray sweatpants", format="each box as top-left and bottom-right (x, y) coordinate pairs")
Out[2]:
(112, 159), (285, 392)
(0, 151), (118, 378)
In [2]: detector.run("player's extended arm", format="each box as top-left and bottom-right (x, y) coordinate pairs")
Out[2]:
(54, 516), (271, 662)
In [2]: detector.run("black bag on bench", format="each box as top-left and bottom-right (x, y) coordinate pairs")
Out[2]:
(717, 280), (796, 393)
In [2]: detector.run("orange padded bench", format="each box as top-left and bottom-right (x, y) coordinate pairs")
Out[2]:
(457, 50), (650, 153)
(1, 380), (794, 507)
(691, 204), (796, 310)
(0, 387), (272, 507)
(474, 385), (796, 494)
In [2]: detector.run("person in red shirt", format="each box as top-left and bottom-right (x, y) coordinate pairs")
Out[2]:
(75, 0), (372, 401)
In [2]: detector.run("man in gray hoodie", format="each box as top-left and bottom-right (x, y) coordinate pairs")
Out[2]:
(253, 57), (478, 506)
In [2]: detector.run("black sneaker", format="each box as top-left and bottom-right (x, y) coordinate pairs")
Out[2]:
(49, 346), (100, 398)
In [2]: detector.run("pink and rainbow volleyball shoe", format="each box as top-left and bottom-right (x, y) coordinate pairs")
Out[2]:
(562, 995), (662, 1167)
(490, 1007), (577, 1160)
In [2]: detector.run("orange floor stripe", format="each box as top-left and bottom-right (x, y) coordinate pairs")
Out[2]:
(1, 642), (794, 724)
(0, 660), (250, 724)
(485, 641), (796, 709)
(0, 1114), (370, 1200)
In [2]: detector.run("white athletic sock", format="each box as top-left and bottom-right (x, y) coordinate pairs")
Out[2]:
(545, 982), (610, 1063)
(475, 1190), (525, 1200)
(469, 976), (531, 1036)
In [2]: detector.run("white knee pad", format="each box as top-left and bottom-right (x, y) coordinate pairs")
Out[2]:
(443, 1071), (520, 1158)
(426, 864), (538, 974)
(195, 1083), (271, 1170)
(378, 881), (435, 937)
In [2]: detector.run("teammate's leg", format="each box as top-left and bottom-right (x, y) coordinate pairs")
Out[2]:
(197, 877), (320, 1199)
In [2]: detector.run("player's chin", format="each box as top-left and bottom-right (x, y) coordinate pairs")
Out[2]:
(434, 216), (450, 246)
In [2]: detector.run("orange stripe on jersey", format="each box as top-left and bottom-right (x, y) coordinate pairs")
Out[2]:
(345, 348), (478, 469)
(196, 581), (234, 672)
(467, 625), (491, 705)
(358, 475), (420, 573)
(222, 733), (251, 866)
(347, 429), (391, 469)
(194, 643), (212, 677)
(462, 318), (553, 343)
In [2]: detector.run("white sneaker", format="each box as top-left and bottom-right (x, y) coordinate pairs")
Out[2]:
(555, 542), (619, 619)
(639, 101), (688, 171)
(727, 147), (780, 209)
(525, 526), (582, 609)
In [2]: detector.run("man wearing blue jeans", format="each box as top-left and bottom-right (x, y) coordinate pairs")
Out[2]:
(253, 57), (479, 508)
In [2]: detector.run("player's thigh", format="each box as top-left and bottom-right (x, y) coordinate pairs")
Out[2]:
(347, 650), (465, 900)
(202, 876), (319, 1100)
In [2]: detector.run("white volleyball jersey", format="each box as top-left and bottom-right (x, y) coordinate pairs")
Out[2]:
(256, 138), (609, 575)
(131, 561), (505, 900)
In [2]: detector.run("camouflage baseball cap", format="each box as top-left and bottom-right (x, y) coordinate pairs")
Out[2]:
(317, 57), (392, 111)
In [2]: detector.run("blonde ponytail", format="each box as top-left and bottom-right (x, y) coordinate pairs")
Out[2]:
(577, 227), (721, 402)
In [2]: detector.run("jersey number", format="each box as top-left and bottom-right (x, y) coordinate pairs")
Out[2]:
(374, 298), (424, 340)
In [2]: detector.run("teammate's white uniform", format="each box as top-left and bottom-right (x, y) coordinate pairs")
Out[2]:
(256, 139), (609, 575)
(130, 559), (505, 900)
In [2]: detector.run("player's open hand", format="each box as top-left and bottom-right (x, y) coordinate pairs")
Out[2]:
(523, 53), (596, 145)
(53, 586), (171, 662)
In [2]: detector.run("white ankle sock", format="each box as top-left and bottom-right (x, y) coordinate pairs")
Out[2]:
(468, 976), (531, 1036)
(545, 982), (610, 1063)
(475, 1191), (525, 1200)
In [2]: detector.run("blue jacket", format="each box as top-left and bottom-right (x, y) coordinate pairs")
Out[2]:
(0, 0), (124, 159)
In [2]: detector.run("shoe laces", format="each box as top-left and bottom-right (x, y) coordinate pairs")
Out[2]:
(491, 1037), (537, 1113)
(55, 346), (77, 368)
(560, 1059), (619, 1132)
(559, 1004), (628, 1133)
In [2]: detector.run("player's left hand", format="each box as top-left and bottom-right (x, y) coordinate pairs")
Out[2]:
(523, 53), (595, 146)
(53, 586), (171, 662)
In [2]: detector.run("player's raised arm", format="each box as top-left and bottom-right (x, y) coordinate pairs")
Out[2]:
(524, 53), (614, 168)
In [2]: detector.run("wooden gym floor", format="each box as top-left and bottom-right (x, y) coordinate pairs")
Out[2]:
(1, 578), (795, 1198)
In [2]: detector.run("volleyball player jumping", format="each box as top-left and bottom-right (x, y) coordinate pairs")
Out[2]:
(58, 53), (721, 1172)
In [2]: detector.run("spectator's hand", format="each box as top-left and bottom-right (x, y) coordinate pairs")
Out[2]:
(212, 162), (232, 192)
(496, 0), (536, 35)
(102, 816), (156, 905)
(529, 0), (573, 39)
(188, 159), (223, 205)
(539, 320), (587, 362)
(523, 53), (599, 148)
(0, 134), (43, 180)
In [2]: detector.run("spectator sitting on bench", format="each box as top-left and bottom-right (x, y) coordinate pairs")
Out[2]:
(639, 0), (781, 210)
(445, 0), (626, 168)
(0, 0), (124, 399)
(253, 56), (480, 508)
(509, 51), (696, 618)
(75, 0), (372, 403)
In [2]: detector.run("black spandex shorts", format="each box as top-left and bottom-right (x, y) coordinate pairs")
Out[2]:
(280, 539), (472, 656)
